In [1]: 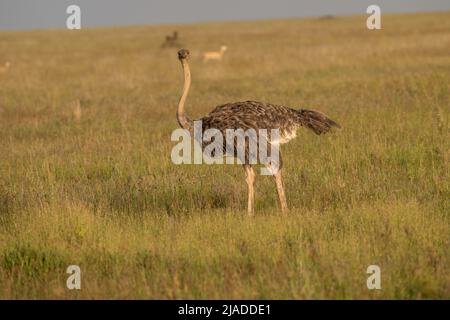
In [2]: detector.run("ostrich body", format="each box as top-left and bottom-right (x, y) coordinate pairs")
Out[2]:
(203, 46), (227, 62)
(177, 49), (340, 214)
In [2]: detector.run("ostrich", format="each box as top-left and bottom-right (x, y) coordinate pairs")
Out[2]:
(202, 46), (227, 62)
(176, 49), (340, 214)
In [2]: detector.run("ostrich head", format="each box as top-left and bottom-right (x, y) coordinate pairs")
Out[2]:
(178, 49), (190, 61)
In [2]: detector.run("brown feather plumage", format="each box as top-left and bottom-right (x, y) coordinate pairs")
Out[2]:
(201, 101), (340, 138)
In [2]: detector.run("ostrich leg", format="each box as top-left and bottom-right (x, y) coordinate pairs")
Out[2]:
(244, 165), (255, 215)
(265, 150), (288, 213)
(273, 169), (288, 213)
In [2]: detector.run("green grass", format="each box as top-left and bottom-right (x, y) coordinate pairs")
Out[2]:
(0, 12), (449, 299)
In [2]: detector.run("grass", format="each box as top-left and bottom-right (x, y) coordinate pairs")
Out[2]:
(0, 12), (449, 299)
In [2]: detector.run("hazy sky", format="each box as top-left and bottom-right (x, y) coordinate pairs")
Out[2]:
(0, 0), (449, 31)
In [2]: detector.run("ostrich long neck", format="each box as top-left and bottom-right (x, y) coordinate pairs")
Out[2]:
(177, 60), (194, 132)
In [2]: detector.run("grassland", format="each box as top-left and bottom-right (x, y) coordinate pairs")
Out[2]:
(0, 12), (449, 299)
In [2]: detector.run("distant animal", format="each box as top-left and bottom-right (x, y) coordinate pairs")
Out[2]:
(202, 46), (227, 62)
(0, 61), (11, 73)
(161, 31), (181, 48)
(72, 99), (81, 122)
(319, 15), (335, 20)
(176, 49), (340, 214)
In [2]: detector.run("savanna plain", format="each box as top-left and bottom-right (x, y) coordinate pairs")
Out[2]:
(0, 12), (449, 299)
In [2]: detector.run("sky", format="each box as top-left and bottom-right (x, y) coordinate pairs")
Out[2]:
(0, 0), (449, 31)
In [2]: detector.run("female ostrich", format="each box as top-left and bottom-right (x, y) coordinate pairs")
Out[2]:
(176, 49), (340, 214)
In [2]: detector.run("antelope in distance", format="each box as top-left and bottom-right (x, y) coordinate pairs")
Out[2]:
(176, 49), (340, 215)
(0, 61), (11, 74)
(161, 31), (181, 48)
(202, 45), (227, 62)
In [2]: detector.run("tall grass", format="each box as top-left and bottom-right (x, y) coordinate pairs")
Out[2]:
(0, 12), (449, 299)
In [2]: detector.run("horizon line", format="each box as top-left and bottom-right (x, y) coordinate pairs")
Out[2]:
(0, 9), (448, 34)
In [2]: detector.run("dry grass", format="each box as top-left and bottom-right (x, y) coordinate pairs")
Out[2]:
(0, 12), (449, 299)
